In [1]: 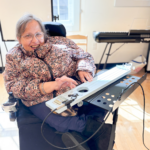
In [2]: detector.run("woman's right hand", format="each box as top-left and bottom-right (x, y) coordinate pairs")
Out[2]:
(55, 76), (78, 91)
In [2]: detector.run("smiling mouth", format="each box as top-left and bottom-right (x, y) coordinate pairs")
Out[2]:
(31, 45), (40, 49)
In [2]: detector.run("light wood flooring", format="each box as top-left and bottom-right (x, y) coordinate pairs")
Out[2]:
(0, 69), (150, 150)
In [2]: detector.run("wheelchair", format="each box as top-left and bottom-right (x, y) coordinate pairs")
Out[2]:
(2, 22), (115, 150)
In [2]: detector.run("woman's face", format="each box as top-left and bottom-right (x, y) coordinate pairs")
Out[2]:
(18, 20), (44, 51)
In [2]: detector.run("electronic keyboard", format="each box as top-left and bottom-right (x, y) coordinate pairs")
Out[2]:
(46, 65), (131, 113)
(93, 30), (150, 43)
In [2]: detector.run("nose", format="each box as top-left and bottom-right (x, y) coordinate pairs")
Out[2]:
(31, 35), (39, 43)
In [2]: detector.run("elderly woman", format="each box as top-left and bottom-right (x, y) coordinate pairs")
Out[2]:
(3, 14), (112, 150)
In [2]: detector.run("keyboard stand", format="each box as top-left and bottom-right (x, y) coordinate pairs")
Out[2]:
(97, 43), (114, 70)
(0, 45), (4, 73)
(0, 21), (13, 73)
(83, 71), (147, 150)
(97, 41), (150, 72)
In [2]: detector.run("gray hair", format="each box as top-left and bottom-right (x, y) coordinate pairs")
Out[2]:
(16, 14), (47, 40)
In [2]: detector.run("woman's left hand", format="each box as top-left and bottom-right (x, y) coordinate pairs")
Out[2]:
(78, 71), (93, 83)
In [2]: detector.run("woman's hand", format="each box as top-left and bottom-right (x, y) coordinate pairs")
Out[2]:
(55, 76), (78, 90)
(78, 71), (93, 83)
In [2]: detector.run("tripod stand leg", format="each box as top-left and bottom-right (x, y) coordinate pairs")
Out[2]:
(4, 41), (8, 52)
(103, 43), (113, 69)
(97, 43), (109, 73)
(0, 45), (4, 73)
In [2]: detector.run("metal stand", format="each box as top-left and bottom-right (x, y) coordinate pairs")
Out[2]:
(97, 43), (114, 71)
(97, 40), (150, 72)
(146, 43), (150, 73)
(0, 21), (9, 73)
(0, 45), (4, 73)
(84, 70), (147, 150)
(103, 43), (113, 69)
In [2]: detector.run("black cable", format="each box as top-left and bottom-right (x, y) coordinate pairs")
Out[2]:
(41, 107), (111, 149)
(119, 82), (149, 150)
(41, 81), (149, 149)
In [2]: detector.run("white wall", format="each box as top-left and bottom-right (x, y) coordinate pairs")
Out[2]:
(0, 0), (52, 40)
(0, 0), (52, 67)
(0, 32), (18, 67)
(68, 0), (150, 64)
(0, 0), (150, 67)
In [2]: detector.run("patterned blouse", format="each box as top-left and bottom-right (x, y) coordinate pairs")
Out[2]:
(3, 36), (96, 116)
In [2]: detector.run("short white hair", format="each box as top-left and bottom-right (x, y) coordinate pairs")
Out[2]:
(16, 14), (46, 40)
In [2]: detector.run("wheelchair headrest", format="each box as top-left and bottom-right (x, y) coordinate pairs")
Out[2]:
(43, 22), (66, 37)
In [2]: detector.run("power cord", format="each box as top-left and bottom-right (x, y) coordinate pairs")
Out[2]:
(119, 81), (149, 150)
(41, 103), (111, 149)
(41, 81), (149, 149)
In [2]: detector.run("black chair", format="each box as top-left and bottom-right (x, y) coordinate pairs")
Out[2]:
(3, 22), (68, 150)
(43, 22), (66, 37)
(18, 98), (66, 150)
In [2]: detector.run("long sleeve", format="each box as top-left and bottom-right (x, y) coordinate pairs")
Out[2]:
(66, 38), (96, 77)
(49, 36), (96, 77)
(3, 37), (96, 108)
(3, 53), (42, 101)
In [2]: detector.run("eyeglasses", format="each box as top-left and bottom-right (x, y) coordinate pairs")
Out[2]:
(22, 32), (44, 42)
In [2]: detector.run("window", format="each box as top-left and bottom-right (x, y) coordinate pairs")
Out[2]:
(52, 0), (80, 31)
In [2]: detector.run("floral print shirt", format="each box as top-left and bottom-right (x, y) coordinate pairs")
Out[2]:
(3, 36), (96, 116)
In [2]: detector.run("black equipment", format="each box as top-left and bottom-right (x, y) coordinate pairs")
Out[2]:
(93, 30), (150, 43)
(92, 29), (149, 150)
(93, 30), (150, 71)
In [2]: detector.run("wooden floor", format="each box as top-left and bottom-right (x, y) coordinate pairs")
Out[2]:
(0, 69), (150, 150)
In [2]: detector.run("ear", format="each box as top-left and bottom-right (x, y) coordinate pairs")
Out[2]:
(17, 37), (21, 44)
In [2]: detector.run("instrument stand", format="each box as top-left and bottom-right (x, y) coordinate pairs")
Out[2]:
(83, 70), (147, 150)
(0, 21), (14, 73)
(0, 45), (4, 73)
(97, 43), (115, 71)
(146, 43), (150, 73)
(94, 31), (149, 149)
(97, 41), (150, 72)
(0, 22), (4, 73)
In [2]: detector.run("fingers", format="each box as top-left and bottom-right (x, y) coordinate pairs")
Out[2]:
(68, 82), (76, 89)
(61, 76), (78, 86)
(62, 82), (76, 89)
(78, 71), (93, 83)
(85, 73), (93, 82)
(55, 78), (60, 81)
(80, 74), (86, 83)
(55, 76), (78, 90)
